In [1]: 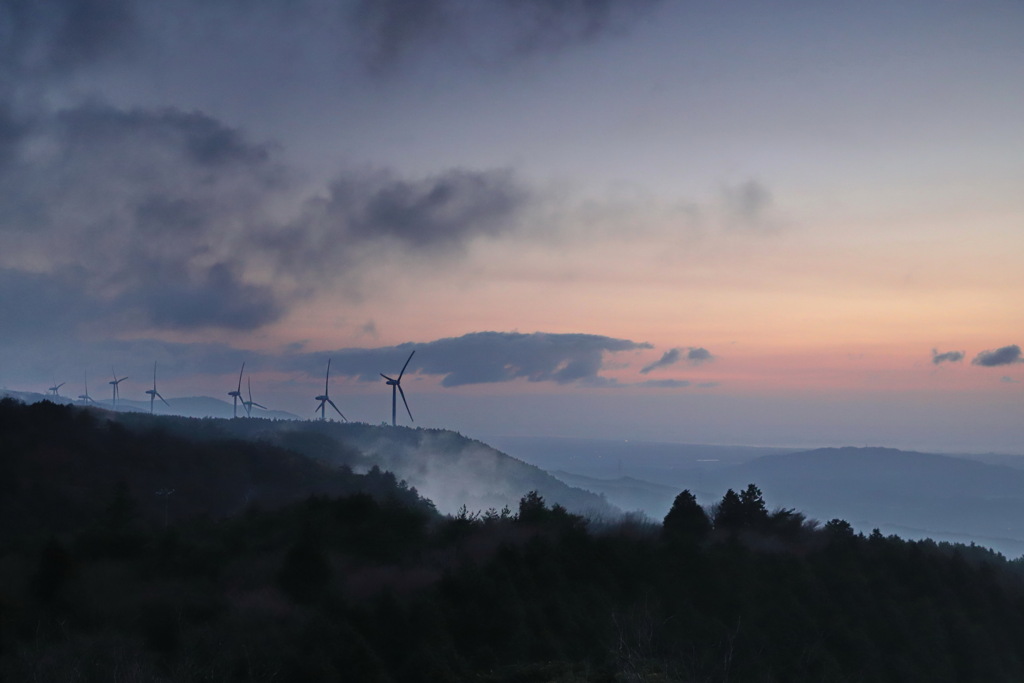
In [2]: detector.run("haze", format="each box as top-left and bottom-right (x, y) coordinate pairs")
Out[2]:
(2, 0), (1022, 453)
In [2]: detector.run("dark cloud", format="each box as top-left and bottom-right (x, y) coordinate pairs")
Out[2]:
(972, 345), (1022, 367)
(352, 0), (449, 71)
(350, 0), (664, 71)
(0, 103), (290, 333)
(931, 349), (964, 365)
(0, 99), (532, 337)
(298, 331), (651, 387)
(687, 347), (713, 363)
(124, 262), (284, 331)
(641, 348), (680, 374)
(327, 168), (525, 248)
(0, 0), (137, 79)
(265, 167), (529, 280)
(640, 346), (713, 374)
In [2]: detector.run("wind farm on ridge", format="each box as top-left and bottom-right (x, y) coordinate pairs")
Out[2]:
(10, 352), (421, 426)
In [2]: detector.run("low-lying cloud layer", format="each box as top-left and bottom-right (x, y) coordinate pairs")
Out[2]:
(305, 331), (652, 387)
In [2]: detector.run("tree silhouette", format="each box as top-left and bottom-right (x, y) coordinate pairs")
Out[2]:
(662, 490), (711, 545)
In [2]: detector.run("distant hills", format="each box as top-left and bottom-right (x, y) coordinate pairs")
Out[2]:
(721, 447), (1024, 556)
(497, 436), (1024, 558)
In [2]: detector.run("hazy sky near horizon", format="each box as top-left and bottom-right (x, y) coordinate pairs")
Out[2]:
(2, 0), (1022, 451)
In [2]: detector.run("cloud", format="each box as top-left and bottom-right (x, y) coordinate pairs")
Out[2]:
(687, 347), (713, 363)
(0, 103), (291, 333)
(931, 349), (964, 365)
(352, 0), (450, 71)
(351, 0), (664, 71)
(640, 346), (713, 374)
(0, 100), (532, 336)
(1002, 376), (1019, 384)
(640, 348), (680, 374)
(0, 0), (137, 81)
(260, 166), (531, 286)
(315, 168), (525, 248)
(298, 331), (651, 387)
(972, 345), (1022, 367)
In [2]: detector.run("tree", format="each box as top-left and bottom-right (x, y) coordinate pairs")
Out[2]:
(713, 484), (769, 532)
(517, 490), (548, 525)
(739, 484), (769, 526)
(661, 490), (711, 545)
(713, 488), (744, 530)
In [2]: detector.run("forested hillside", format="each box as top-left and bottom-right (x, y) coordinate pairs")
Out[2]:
(4, 399), (1024, 681)
(0, 399), (433, 544)
(111, 408), (618, 518)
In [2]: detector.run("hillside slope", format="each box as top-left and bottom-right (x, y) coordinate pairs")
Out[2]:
(0, 399), (433, 542)
(33, 401), (619, 519)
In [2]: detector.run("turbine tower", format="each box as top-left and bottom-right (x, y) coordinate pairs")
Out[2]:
(381, 350), (415, 427)
(228, 362), (245, 418)
(48, 381), (65, 397)
(243, 376), (266, 418)
(77, 372), (94, 404)
(109, 367), (127, 409)
(145, 362), (170, 414)
(314, 358), (346, 422)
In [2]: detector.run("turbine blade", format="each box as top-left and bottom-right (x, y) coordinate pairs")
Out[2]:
(381, 373), (395, 381)
(237, 362), (245, 392)
(398, 350), (415, 381)
(325, 358), (331, 392)
(398, 385), (413, 422)
(326, 398), (346, 421)
(251, 402), (266, 409)
(247, 376), (253, 402)
(158, 392), (170, 406)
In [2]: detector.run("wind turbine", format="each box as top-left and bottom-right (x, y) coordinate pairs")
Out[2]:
(77, 372), (94, 404)
(109, 367), (127, 409)
(48, 381), (66, 397)
(314, 358), (346, 422)
(145, 362), (170, 414)
(381, 350), (415, 427)
(228, 362), (245, 418)
(242, 376), (266, 417)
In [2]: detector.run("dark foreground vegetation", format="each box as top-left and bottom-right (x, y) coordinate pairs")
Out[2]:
(3, 399), (1024, 681)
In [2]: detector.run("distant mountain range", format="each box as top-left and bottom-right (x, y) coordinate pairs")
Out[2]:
(720, 447), (1024, 556)
(496, 436), (1024, 558)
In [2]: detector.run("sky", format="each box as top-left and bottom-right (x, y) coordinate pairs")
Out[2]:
(1, 0), (1022, 453)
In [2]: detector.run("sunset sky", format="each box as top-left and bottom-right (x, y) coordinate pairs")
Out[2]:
(2, 0), (1022, 452)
